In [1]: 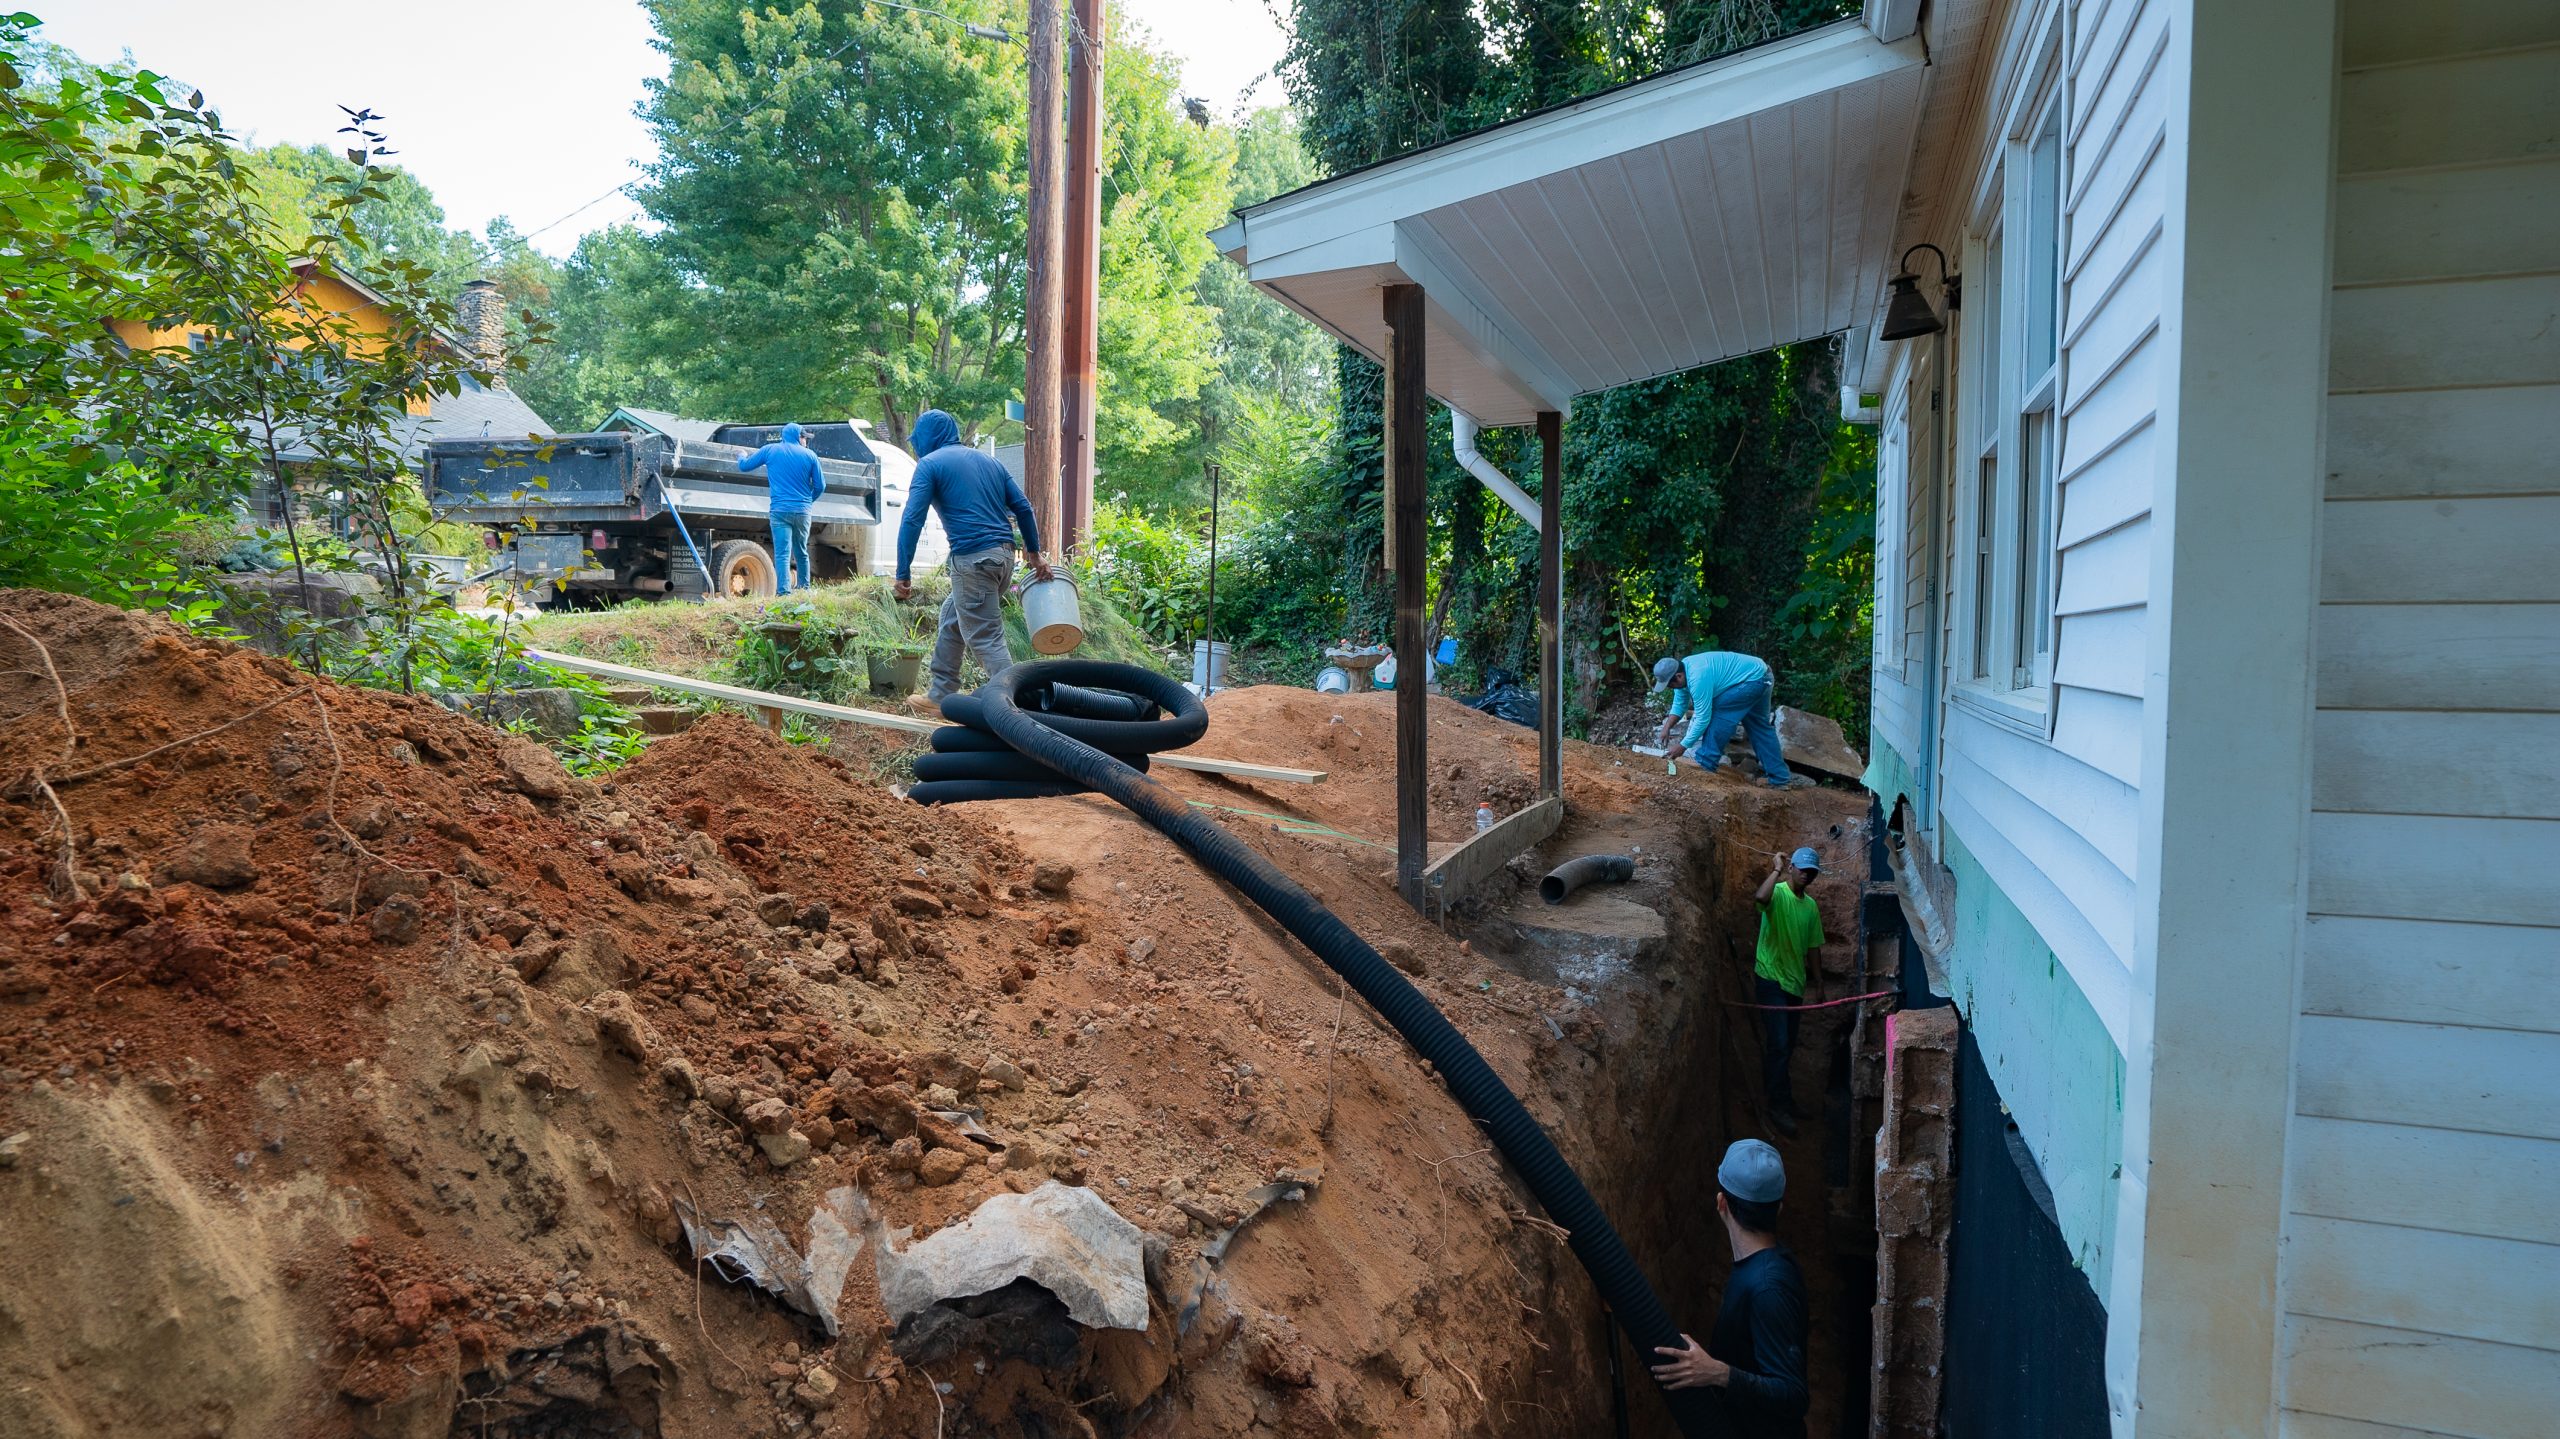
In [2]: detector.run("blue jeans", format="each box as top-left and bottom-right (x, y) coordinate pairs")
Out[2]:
(768, 510), (812, 594)
(1693, 677), (1793, 783)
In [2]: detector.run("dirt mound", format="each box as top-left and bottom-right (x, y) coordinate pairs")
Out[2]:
(1189, 686), (1656, 843)
(4, 592), (1675, 1438)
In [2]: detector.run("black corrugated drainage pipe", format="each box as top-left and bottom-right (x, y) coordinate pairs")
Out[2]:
(917, 659), (1723, 1438)
(1542, 854), (1636, 905)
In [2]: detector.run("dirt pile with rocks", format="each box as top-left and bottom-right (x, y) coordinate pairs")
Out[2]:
(3, 588), (1889, 1439)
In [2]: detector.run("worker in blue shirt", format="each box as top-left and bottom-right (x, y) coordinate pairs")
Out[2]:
(894, 410), (1054, 705)
(1653, 651), (1812, 789)
(736, 422), (826, 595)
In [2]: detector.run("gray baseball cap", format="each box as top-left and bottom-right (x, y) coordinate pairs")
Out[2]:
(1651, 656), (1683, 690)
(1718, 1139), (1786, 1204)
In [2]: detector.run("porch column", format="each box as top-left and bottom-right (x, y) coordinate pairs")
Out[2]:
(1384, 282), (1429, 906)
(1537, 410), (1562, 799)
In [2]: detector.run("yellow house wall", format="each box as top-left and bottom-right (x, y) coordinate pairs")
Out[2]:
(105, 271), (435, 415)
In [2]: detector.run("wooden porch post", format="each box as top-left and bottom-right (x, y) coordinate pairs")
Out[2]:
(1384, 283), (1429, 907)
(1537, 410), (1562, 800)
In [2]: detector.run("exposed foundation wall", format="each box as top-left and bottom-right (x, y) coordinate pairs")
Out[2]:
(1869, 1006), (1956, 1439)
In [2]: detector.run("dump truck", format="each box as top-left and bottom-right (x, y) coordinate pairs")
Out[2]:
(423, 422), (883, 603)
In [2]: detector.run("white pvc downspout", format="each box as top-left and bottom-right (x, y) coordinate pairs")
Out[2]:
(1450, 412), (1542, 532)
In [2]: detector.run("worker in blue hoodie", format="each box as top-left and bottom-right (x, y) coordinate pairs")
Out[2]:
(894, 409), (1054, 705)
(736, 422), (826, 595)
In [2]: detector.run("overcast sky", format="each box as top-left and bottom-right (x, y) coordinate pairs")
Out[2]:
(38, 0), (1291, 257)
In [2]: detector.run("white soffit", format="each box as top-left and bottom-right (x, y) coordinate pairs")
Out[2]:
(1217, 19), (1929, 427)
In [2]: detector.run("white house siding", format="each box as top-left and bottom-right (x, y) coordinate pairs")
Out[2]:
(1862, 0), (2177, 1306)
(2279, 3), (2560, 1435)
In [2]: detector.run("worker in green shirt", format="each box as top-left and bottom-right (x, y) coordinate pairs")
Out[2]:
(1753, 846), (1826, 1137)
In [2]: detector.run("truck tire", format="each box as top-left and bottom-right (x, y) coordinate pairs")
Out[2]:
(708, 539), (777, 600)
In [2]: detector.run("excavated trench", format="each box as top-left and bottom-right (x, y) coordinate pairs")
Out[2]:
(1450, 791), (1873, 1439)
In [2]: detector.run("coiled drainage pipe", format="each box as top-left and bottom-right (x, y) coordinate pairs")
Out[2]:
(1542, 854), (1636, 905)
(915, 660), (1722, 1437)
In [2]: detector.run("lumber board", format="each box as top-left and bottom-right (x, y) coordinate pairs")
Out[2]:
(523, 648), (1326, 785)
(1423, 796), (1564, 908)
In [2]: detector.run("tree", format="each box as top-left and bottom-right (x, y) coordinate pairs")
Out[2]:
(1, 22), (541, 689)
(1263, 0), (1875, 734)
(637, 0), (1030, 437)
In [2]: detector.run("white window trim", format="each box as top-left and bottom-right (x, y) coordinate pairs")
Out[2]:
(1950, 35), (2065, 722)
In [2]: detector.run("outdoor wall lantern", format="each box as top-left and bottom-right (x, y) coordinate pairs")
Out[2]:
(1880, 243), (1960, 341)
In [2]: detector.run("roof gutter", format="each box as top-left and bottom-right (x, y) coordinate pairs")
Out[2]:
(1450, 412), (1542, 533)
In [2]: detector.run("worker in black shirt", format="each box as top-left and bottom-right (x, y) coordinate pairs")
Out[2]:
(1648, 1139), (1811, 1436)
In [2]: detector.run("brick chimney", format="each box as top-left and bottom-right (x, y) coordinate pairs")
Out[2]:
(456, 278), (507, 387)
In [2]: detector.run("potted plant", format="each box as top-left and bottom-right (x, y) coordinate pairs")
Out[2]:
(868, 607), (932, 696)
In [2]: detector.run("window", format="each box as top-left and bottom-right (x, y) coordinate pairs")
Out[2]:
(1956, 70), (2065, 712)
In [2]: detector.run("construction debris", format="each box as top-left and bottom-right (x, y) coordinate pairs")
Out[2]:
(673, 1187), (867, 1336)
(871, 1179), (1148, 1332)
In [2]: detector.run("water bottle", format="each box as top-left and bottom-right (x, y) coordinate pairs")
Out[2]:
(1475, 804), (1495, 834)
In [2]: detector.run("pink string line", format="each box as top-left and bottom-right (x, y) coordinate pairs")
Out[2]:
(1722, 988), (1897, 1012)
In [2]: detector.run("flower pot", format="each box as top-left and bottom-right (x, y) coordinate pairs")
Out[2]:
(868, 649), (924, 697)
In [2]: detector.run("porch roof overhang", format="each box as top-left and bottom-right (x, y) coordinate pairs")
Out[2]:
(1212, 17), (1930, 426)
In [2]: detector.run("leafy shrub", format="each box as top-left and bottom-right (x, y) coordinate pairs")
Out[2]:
(1084, 501), (1205, 646)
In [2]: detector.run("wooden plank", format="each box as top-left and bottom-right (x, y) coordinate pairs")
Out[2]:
(2295, 1014), (2560, 1140)
(2285, 1214), (2560, 1351)
(2286, 1315), (2559, 1439)
(2309, 812), (2560, 926)
(523, 648), (1328, 785)
(2313, 710), (2560, 819)
(1423, 796), (1564, 909)
(2289, 1117), (2560, 1246)
(2335, 159), (2560, 288)
(1385, 282), (1430, 906)
(1538, 411), (1562, 801)
(2326, 383), (2560, 500)
(2303, 914), (2560, 1033)
(2317, 603), (2560, 712)
(2329, 273), (2560, 393)
(2322, 496), (2560, 604)
(2339, 46), (2560, 175)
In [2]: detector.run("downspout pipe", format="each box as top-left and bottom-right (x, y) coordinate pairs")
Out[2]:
(1451, 412), (1542, 532)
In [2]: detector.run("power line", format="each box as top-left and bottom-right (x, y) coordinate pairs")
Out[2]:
(517, 0), (1013, 246)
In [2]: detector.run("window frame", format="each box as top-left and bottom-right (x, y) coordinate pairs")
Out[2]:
(1951, 36), (2067, 732)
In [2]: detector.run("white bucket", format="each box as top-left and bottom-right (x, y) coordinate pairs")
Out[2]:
(1021, 576), (1085, 655)
(1192, 639), (1231, 690)
(1314, 665), (1351, 695)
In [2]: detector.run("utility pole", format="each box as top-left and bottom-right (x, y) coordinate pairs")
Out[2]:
(1023, 0), (1067, 563)
(1059, 0), (1104, 555)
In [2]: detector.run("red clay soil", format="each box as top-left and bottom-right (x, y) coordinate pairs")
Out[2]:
(0, 589), (1870, 1439)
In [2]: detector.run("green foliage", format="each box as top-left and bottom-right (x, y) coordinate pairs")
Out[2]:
(1253, 0), (1877, 734)
(1082, 501), (1205, 645)
(731, 601), (867, 702)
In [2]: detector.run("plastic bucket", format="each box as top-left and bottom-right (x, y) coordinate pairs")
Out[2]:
(1021, 576), (1085, 655)
(1192, 639), (1231, 690)
(1314, 665), (1351, 695)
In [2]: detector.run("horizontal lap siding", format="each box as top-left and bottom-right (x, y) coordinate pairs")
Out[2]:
(2286, 5), (2560, 1432)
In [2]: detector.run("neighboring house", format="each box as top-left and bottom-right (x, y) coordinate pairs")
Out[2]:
(594, 405), (723, 445)
(108, 267), (550, 526)
(1217, 2), (2558, 1434)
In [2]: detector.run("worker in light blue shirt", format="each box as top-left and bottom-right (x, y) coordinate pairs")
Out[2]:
(737, 422), (826, 595)
(1653, 651), (1811, 789)
(894, 410), (1054, 705)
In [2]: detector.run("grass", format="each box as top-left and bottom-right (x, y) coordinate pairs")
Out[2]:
(521, 573), (1178, 690)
